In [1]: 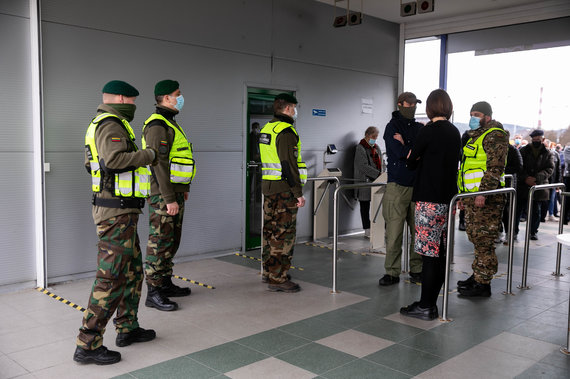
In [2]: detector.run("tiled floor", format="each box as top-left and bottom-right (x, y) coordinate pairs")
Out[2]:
(0, 218), (569, 378)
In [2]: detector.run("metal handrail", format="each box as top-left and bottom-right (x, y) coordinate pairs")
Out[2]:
(332, 182), (387, 293)
(442, 187), (517, 321)
(519, 183), (565, 289)
(555, 191), (570, 277)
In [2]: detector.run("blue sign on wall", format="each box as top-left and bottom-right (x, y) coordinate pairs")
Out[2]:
(312, 109), (326, 117)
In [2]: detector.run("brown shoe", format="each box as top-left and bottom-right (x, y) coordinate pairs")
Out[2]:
(268, 280), (300, 293)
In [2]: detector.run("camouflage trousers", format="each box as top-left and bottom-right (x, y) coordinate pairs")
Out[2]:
(77, 214), (143, 350)
(464, 195), (506, 284)
(145, 193), (185, 287)
(262, 191), (298, 284)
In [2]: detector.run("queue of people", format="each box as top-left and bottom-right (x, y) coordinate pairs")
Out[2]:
(76, 80), (560, 364)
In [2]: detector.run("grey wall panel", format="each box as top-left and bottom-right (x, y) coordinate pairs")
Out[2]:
(36, 0), (399, 281)
(41, 0), (273, 57)
(0, 153), (36, 285)
(0, 13), (36, 286)
(44, 152), (98, 277)
(0, 0), (28, 17)
(0, 14), (33, 151)
(272, 1), (399, 76)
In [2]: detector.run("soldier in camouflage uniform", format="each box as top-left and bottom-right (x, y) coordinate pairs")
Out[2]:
(259, 93), (307, 293)
(142, 80), (194, 312)
(457, 101), (508, 297)
(74, 81), (158, 365)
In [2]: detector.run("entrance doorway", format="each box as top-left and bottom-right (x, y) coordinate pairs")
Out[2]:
(245, 87), (295, 250)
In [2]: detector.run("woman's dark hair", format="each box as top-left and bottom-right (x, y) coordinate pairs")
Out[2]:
(426, 89), (453, 120)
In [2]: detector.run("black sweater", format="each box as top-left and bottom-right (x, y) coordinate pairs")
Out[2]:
(406, 120), (461, 204)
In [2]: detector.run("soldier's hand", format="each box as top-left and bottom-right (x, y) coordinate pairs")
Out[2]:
(296, 196), (306, 208)
(166, 202), (179, 216)
(525, 176), (536, 186)
(475, 195), (485, 208)
(184, 192), (189, 201)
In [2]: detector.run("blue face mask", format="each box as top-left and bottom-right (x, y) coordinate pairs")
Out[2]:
(174, 95), (184, 111)
(514, 139), (521, 145)
(469, 116), (481, 130)
(292, 107), (298, 121)
(368, 139), (376, 146)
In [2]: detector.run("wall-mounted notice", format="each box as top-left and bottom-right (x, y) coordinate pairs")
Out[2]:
(312, 109), (326, 117)
(361, 98), (373, 114)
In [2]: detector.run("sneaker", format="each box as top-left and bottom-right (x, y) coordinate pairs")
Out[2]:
(409, 272), (422, 284)
(530, 234), (538, 241)
(547, 215), (559, 222)
(400, 302), (438, 321)
(458, 221), (466, 231)
(458, 282), (491, 297)
(378, 274), (400, 286)
(364, 228), (370, 238)
(494, 232), (504, 244)
(268, 280), (300, 293)
(73, 345), (121, 365)
(116, 327), (156, 347)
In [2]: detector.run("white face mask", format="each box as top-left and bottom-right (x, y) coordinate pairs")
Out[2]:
(292, 107), (298, 121)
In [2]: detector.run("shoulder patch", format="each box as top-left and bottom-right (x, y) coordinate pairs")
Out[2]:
(259, 133), (271, 145)
(111, 137), (121, 142)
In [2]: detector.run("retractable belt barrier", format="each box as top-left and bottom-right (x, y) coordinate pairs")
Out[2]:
(442, 187), (517, 321)
(518, 183), (565, 289)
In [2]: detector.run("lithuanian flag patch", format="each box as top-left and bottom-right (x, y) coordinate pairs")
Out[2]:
(111, 137), (121, 142)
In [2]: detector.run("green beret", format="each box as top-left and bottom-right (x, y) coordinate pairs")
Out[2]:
(102, 80), (139, 97)
(470, 101), (492, 117)
(155, 80), (179, 96)
(275, 93), (298, 104)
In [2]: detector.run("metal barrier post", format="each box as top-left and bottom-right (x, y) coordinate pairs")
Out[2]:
(442, 187), (516, 321)
(554, 191), (570, 277)
(403, 222), (410, 274)
(332, 182), (387, 293)
(519, 183), (565, 289)
(563, 294), (570, 355)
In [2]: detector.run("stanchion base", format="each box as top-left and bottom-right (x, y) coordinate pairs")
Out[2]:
(551, 272), (565, 277)
(560, 347), (570, 356)
(438, 317), (453, 323)
(517, 285), (531, 290)
(501, 291), (516, 296)
(330, 290), (341, 294)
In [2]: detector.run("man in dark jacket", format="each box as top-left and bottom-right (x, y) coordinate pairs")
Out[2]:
(500, 140), (523, 244)
(515, 129), (555, 240)
(379, 92), (423, 285)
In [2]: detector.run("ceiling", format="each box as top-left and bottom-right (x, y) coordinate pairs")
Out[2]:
(315, 0), (549, 24)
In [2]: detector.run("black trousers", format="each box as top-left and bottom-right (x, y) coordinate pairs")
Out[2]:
(359, 200), (370, 230)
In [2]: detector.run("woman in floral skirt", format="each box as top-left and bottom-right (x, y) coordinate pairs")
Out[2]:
(399, 89), (461, 320)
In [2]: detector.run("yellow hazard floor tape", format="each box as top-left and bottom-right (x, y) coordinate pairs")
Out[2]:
(36, 287), (86, 313)
(172, 274), (215, 289)
(234, 253), (305, 271)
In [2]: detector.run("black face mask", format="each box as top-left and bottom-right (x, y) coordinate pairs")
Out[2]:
(531, 141), (542, 148)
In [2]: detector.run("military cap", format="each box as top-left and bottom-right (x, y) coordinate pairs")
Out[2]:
(398, 92), (422, 104)
(529, 129), (544, 137)
(155, 80), (179, 96)
(470, 101), (493, 117)
(275, 93), (298, 104)
(102, 80), (139, 97)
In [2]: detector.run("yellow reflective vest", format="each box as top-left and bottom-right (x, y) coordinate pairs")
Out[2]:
(85, 113), (151, 198)
(259, 121), (307, 185)
(458, 127), (506, 193)
(142, 114), (196, 184)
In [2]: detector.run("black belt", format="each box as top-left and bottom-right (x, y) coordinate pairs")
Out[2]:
(92, 194), (145, 209)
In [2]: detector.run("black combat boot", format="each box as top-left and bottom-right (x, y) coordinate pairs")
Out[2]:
(145, 284), (178, 311)
(73, 345), (121, 365)
(159, 276), (191, 297)
(458, 281), (491, 297)
(457, 274), (475, 289)
(116, 327), (156, 347)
